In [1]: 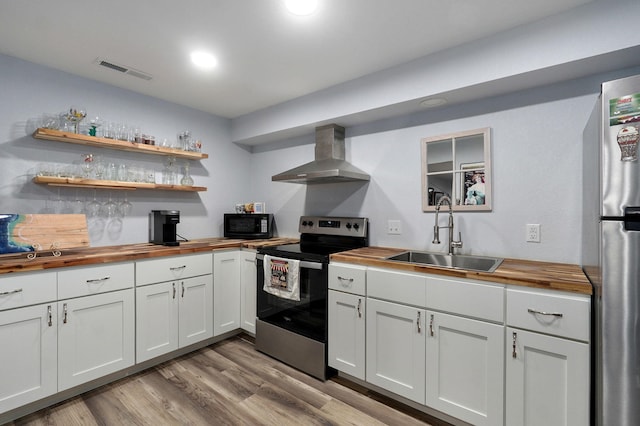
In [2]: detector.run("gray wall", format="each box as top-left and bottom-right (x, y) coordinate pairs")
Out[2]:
(0, 54), (250, 246)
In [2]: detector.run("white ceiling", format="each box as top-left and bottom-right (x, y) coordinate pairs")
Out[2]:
(0, 0), (594, 119)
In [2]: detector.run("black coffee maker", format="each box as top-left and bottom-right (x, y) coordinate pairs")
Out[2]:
(149, 210), (180, 246)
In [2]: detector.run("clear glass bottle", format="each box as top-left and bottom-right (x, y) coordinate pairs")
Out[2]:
(180, 161), (194, 186)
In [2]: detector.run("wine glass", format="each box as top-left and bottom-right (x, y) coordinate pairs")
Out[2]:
(85, 190), (101, 218)
(62, 106), (86, 134)
(100, 192), (119, 218)
(119, 194), (133, 217)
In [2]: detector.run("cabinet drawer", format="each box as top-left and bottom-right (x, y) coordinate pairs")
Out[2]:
(507, 288), (590, 342)
(367, 267), (426, 307)
(0, 271), (57, 311)
(426, 276), (504, 323)
(329, 263), (366, 295)
(58, 262), (134, 299)
(136, 253), (212, 286)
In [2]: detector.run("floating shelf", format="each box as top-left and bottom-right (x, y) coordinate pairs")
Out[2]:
(33, 128), (209, 160)
(33, 176), (207, 192)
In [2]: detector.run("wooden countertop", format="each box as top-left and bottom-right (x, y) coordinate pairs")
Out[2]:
(331, 247), (592, 295)
(0, 237), (297, 275)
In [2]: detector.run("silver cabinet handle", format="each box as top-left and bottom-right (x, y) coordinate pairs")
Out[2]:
(338, 276), (354, 285)
(356, 298), (362, 318)
(429, 314), (435, 337)
(170, 265), (186, 271)
(417, 311), (422, 334)
(172, 282), (176, 299)
(512, 332), (517, 358)
(527, 308), (563, 318)
(86, 276), (110, 283)
(47, 305), (53, 327)
(63, 303), (68, 324)
(181, 282), (185, 298)
(0, 288), (23, 296)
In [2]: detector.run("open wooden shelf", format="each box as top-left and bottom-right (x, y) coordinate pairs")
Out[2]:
(33, 176), (207, 192)
(33, 128), (209, 160)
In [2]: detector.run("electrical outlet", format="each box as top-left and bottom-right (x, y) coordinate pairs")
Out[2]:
(387, 220), (402, 235)
(526, 224), (541, 243)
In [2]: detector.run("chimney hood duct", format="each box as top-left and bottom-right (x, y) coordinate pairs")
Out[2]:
(271, 124), (370, 184)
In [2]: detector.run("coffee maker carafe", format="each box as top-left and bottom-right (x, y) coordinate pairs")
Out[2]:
(149, 210), (180, 246)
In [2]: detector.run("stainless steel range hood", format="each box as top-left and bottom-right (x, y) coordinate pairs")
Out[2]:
(272, 124), (370, 184)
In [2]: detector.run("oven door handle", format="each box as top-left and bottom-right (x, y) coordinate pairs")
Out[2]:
(256, 254), (323, 270)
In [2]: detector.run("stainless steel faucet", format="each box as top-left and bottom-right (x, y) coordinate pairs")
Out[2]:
(432, 195), (463, 255)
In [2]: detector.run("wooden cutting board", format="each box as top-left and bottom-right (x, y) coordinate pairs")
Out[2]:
(0, 214), (89, 254)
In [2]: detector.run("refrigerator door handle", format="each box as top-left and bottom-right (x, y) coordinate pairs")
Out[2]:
(527, 308), (563, 318)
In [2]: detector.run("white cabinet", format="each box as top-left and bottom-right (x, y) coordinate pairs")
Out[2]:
(505, 288), (590, 426)
(425, 311), (504, 426)
(328, 263), (367, 380)
(366, 298), (426, 403)
(239, 250), (257, 334)
(0, 302), (57, 413)
(136, 254), (213, 362)
(213, 251), (241, 336)
(57, 289), (134, 391)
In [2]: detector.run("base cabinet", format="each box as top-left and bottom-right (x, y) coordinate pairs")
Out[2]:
(505, 327), (589, 426)
(0, 303), (57, 413)
(328, 290), (365, 379)
(58, 289), (135, 391)
(136, 275), (213, 363)
(426, 311), (504, 426)
(366, 297), (426, 404)
(239, 251), (257, 334)
(213, 251), (241, 336)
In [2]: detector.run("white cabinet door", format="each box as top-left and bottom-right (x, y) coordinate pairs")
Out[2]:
(213, 251), (241, 336)
(179, 275), (213, 347)
(0, 303), (57, 413)
(366, 297), (426, 404)
(426, 311), (504, 426)
(136, 281), (179, 363)
(328, 290), (365, 380)
(58, 289), (135, 391)
(239, 251), (257, 334)
(506, 327), (590, 426)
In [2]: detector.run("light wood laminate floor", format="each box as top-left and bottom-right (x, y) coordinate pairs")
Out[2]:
(8, 335), (447, 426)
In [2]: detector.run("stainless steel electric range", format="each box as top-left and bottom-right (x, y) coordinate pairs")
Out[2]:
(255, 216), (369, 380)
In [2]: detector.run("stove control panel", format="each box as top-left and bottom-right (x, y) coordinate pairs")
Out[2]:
(299, 216), (368, 238)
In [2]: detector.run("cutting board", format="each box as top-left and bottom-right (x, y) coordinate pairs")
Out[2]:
(0, 214), (89, 254)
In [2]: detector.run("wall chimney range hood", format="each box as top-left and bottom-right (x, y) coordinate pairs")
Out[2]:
(271, 124), (370, 184)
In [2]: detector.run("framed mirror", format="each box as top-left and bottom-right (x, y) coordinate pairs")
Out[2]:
(421, 127), (491, 212)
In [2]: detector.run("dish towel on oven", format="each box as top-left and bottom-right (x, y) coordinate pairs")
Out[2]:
(263, 255), (300, 301)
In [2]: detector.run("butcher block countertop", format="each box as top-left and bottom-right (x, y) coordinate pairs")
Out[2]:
(0, 237), (297, 275)
(331, 247), (592, 295)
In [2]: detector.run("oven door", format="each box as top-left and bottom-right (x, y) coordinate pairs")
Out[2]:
(256, 254), (328, 343)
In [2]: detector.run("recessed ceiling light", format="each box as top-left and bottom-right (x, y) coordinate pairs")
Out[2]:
(419, 97), (447, 108)
(190, 51), (218, 70)
(284, 0), (318, 16)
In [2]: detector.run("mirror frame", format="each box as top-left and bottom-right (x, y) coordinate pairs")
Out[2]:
(421, 127), (492, 212)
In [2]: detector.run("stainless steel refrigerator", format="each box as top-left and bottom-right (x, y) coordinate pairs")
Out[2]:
(583, 73), (640, 426)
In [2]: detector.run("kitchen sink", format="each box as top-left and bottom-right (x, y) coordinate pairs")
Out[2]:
(385, 251), (503, 273)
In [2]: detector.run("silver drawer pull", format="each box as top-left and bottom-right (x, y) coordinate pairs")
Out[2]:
(338, 276), (354, 285)
(170, 265), (187, 271)
(86, 276), (110, 283)
(0, 288), (23, 296)
(527, 308), (563, 318)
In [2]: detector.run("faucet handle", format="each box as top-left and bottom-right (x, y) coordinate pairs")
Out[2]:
(451, 231), (463, 248)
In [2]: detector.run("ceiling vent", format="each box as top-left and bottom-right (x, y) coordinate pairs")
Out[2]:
(94, 58), (153, 81)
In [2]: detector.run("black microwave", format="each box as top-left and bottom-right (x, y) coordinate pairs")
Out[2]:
(224, 213), (274, 239)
